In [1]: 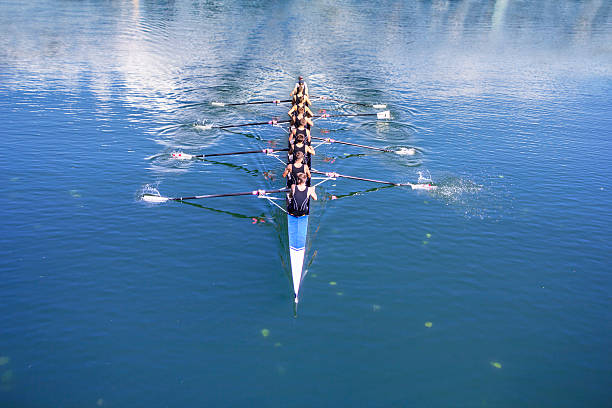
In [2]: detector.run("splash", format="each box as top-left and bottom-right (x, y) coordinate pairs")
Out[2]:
(193, 121), (213, 131)
(139, 184), (166, 203)
(433, 176), (482, 200)
(428, 174), (498, 219)
(396, 147), (418, 156)
(417, 170), (434, 184)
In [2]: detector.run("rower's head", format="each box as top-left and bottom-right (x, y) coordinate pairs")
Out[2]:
(294, 150), (304, 162)
(299, 118), (307, 128)
(295, 133), (305, 144)
(298, 105), (305, 113)
(296, 172), (307, 185)
(298, 76), (304, 84)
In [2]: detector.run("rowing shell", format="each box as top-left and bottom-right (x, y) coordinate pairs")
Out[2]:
(147, 93), (437, 306)
(288, 212), (308, 303)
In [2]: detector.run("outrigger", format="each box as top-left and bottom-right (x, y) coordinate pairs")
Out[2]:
(143, 85), (436, 305)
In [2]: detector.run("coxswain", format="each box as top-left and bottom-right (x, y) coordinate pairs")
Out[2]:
(282, 151), (311, 187)
(288, 172), (317, 217)
(288, 103), (314, 129)
(290, 76), (309, 97)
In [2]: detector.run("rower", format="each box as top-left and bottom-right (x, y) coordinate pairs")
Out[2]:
(282, 151), (311, 187)
(289, 118), (312, 146)
(287, 172), (317, 217)
(290, 76), (309, 97)
(289, 122), (314, 166)
(288, 102), (314, 129)
(291, 92), (311, 107)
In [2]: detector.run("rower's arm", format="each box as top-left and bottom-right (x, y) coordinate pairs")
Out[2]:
(282, 164), (292, 178)
(305, 107), (314, 116)
(304, 165), (311, 179)
(306, 145), (315, 155)
(309, 186), (317, 201)
(290, 83), (298, 96)
(287, 105), (296, 116)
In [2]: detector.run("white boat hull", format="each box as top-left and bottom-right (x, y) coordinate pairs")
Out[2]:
(288, 214), (308, 302)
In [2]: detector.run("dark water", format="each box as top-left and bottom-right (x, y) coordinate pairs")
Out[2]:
(1, 0), (611, 406)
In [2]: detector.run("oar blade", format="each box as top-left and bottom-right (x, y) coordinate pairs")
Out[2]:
(211, 101), (225, 107)
(376, 110), (391, 119)
(171, 151), (194, 160)
(142, 194), (170, 203)
(410, 183), (437, 191)
(372, 104), (387, 109)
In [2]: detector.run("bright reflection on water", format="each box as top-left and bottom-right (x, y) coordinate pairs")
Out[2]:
(1, 0), (611, 407)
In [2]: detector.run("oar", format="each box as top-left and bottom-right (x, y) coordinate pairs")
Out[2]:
(171, 148), (289, 160)
(212, 99), (292, 107)
(210, 111), (390, 130)
(314, 111), (391, 120)
(207, 110), (390, 130)
(311, 136), (391, 152)
(142, 188), (288, 203)
(311, 170), (437, 190)
(213, 118), (292, 129)
(313, 95), (387, 109)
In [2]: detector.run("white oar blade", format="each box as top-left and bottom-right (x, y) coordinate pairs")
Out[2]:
(411, 184), (437, 191)
(171, 151), (194, 160)
(142, 194), (170, 203)
(372, 104), (387, 109)
(376, 110), (391, 119)
(211, 101), (225, 107)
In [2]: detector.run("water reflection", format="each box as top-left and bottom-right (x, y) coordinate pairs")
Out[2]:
(1, 0), (609, 108)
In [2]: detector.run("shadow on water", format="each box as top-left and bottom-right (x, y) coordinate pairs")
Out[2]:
(178, 200), (268, 222)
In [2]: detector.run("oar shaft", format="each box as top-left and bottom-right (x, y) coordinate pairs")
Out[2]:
(225, 99), (292, 106)
(311, 136), (390, 152)
(311, 170), (399, 186)
(212, 111), (386, 130)
(171, 188), (288, 201)
(214, 119), (292, 129)
(313, 95), (369, 107)
(198, 148), (288, 158)
(314, 113), (377, 119)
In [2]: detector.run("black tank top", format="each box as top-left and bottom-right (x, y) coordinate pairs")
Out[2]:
(292, 142), (306, 163)
(295, 127), (307, 140)
(290, 162), (305, 185)
(290, 185), (309, 216)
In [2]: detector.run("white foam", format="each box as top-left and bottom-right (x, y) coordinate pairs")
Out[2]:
(396, 147), (417, 156)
